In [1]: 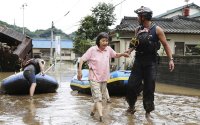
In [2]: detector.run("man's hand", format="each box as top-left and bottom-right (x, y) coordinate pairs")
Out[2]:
(124, 48), (134, 55)
(169, 60), (175, 72)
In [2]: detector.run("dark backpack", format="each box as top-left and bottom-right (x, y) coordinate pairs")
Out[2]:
(135, 24), (160, 54)
(22, 58), (40, 74)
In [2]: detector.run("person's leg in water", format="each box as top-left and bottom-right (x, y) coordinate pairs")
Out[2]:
(126, 61), (142, 114)
(106, 88), (111, 103)
(90, 81), (103, 122)
(143, 63), (157, 117)
(101, 83), (111, 103)
(96, 101), (103, 122)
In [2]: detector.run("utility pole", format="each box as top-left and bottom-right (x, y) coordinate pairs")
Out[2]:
(49, 11), (70, 66)
(50, 21), (54, 65)
(22, 3), (27, 34)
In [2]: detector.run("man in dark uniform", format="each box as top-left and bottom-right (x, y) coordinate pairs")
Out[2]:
(125, 6), (175, 117)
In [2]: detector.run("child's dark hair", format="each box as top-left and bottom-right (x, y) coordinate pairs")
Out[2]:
(96, 32), (109, 47)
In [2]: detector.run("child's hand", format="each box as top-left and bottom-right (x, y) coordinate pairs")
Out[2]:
(123, 53), (130, 57)
(77, 70), (82, 80)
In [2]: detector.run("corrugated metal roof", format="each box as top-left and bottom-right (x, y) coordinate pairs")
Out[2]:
(32, 39), (73, 49)
(115, 16), (200, 34)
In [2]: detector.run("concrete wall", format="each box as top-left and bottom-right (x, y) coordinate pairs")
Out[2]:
(157, 56), (200, 89)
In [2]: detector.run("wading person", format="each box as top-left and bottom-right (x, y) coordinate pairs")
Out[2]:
(23, 55), (45, 99)
(125, 6), (175, 117)
(77, 32), (129, 122)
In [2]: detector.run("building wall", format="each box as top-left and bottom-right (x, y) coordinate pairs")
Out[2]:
(157, 56), (200, 89)
(33, 48), (75, 61)
(111, 33), (200, 70)
(165, 34), (200, 55)
(55, 49), (75, 61)
(111, 37), (135, 70)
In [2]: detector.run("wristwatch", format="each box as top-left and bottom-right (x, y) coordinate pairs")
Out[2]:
(169, 58), (174, 61)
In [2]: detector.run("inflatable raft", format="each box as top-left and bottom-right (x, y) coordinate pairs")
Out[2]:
(1, 72), (59, 95)
(70, 69), (131, 96)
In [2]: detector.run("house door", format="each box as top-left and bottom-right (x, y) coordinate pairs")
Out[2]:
(175, 42), (184, 56)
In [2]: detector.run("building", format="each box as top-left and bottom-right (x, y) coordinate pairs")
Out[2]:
(111, 15), (200, 69)
(109, 3), (200, 88)
(155, 3), (200, 20)
(32, 39), (75, 61)
(0, 25), (32, 71)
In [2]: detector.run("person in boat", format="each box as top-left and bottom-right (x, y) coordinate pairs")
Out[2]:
(125, 6), (175, 117)
(23, 55), (45, 99)
(77, 32), (129, 122)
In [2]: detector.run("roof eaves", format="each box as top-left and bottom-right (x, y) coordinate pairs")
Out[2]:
(154, 3), (199, 18)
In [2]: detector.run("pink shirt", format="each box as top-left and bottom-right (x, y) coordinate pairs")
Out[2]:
(81, 45), (117, 82)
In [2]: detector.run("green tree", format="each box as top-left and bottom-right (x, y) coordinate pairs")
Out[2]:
(92, 2), (116, 33)
(73, 36), (93, 56)
(79, 15), (98, 40)
(73, 2), (116, 56)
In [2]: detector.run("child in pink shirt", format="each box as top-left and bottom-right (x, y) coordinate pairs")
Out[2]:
(77, 32), (129, 122)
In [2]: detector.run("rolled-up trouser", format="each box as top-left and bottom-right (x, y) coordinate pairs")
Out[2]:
(90, 81), (107, 103)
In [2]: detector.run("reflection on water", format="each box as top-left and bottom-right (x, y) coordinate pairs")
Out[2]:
(0, 61), (200, 124)
(0, 72), (15, 81)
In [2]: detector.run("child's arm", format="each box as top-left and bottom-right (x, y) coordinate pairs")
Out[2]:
(115, 52), (129, 58)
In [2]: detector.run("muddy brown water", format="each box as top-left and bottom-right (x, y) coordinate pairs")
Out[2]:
(0, 61), (200, 125)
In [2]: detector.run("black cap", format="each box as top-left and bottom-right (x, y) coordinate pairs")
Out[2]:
(134, 6), (152, 15)
(134, 6), (153, 20)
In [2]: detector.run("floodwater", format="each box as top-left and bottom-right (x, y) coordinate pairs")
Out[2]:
(0, 61), (200, 125)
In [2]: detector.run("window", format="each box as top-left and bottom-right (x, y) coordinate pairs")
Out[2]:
(185, 44), (200, 55)
(175, 42), (184, 56)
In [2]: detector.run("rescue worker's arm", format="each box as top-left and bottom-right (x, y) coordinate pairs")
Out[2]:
(77, 58), (84, 80)
(39, 59), (45, 75)
(125, 47), (134, 55)
(156, 26), (175, 72)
